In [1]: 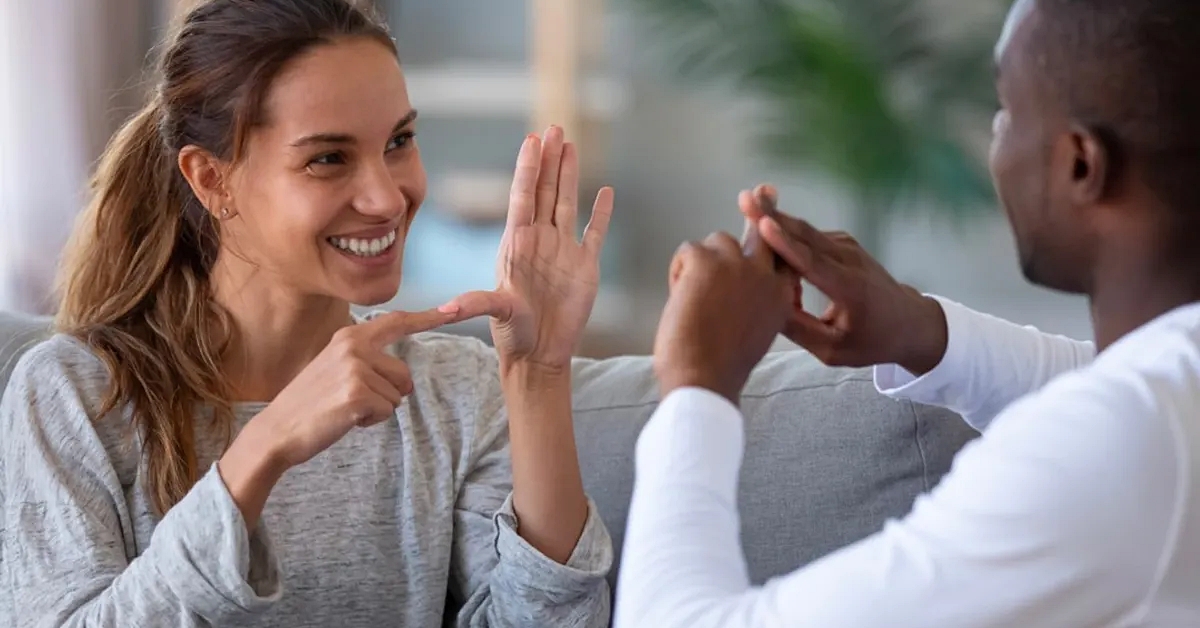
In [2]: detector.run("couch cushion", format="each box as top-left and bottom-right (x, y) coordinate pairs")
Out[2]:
(0, 310), (977, 593)
(570, 350), (976, 590)
(0, 312), (51, 394)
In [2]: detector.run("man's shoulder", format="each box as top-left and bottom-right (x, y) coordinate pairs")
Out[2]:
(1081, 309), (1200, 418)
(992, 329), (1196, 478)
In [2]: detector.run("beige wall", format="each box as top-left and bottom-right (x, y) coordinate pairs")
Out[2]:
(0, 0), (147, 312)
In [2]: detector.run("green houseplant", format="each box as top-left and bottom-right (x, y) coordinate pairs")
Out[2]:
(624, 0), (1004, 257)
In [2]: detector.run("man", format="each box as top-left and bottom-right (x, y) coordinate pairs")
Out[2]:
(615, 0), (1200, 626)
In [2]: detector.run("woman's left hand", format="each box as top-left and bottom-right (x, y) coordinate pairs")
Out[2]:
(442, 126), (614, 373)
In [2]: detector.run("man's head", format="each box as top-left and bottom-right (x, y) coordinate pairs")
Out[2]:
(989, 0), (1200, 293)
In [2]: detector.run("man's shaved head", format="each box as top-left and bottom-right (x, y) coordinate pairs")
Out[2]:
(994, 0), (1034, 66)
(1029, 0), (1200, 210)
(989, 0), (1200, 294)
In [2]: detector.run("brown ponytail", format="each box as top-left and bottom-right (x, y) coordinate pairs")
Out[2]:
(56, 98), (234, 515)
(53, 0), (395, 515)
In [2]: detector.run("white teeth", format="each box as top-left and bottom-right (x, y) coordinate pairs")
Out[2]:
(328, 230), (397, 257)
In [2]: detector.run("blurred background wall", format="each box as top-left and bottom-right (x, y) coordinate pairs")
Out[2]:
(0, 0), (1091, 356)
(0, 0), (149, 315)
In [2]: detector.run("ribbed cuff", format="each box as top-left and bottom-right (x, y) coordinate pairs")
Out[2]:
(874, 295), (974, 405)
(150, 463), (282, 622)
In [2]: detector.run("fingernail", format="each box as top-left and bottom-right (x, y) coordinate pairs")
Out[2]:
(437, 303), (460, 314)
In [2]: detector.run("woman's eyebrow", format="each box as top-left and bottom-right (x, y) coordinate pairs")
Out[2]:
(290, 109), (419, 148)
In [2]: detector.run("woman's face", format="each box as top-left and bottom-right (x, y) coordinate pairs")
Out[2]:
(222, 36), (425, 307)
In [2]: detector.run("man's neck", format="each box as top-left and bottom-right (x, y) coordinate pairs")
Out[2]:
(1089, 253), (1200, 351)
(211, 263), (352, 403)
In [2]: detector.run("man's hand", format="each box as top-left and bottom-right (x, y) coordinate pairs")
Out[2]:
(740, 185), (949, 375)
(653, 228), (794, 404)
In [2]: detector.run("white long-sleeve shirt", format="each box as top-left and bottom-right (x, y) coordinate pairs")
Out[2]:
(615, 297), (1200, 627)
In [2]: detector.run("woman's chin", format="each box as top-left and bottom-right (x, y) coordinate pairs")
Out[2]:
(340, 276), (402, 307)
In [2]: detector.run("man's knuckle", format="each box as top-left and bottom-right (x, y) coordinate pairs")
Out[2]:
(678, 241), (702, 260)
(705, 231), (734, 247)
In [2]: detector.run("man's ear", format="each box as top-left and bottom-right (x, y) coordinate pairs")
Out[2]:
(178, 145), (232, 219)
(1067, 122), (1112, 206)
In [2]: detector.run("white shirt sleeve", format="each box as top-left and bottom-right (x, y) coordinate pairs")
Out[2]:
(615, 381), (1182, 628)
(874, 297), (1096, 431)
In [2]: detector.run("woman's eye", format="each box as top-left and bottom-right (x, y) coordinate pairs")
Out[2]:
(386, 132), (415, 152)
(310, 152), (346, 167)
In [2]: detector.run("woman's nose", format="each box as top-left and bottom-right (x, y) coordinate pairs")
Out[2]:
(355, 160), (408, 219)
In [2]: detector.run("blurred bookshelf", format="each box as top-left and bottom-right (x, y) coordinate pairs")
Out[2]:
(401, 63), (629, 121)
(383, 0), (626, 221)
(377, 0), (642, 357)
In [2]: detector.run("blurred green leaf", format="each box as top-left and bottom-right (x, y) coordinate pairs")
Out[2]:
(621, 0), (1005, 251)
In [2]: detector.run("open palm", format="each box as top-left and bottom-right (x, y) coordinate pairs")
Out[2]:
(446, 127), (614, 370)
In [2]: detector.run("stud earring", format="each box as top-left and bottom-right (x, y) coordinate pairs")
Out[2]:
(220, 207), (230, 219)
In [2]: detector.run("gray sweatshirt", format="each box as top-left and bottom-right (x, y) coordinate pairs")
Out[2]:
(0, 331), (613, 627)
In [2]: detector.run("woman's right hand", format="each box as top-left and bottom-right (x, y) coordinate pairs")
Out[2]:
(218, 308), (455, 528)
(255, 309), (456, 467)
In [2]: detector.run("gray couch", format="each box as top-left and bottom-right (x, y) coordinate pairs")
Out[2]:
(0, 311), (977, 591)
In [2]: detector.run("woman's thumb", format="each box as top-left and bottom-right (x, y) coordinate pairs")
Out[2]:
(439, 290), (517, 323)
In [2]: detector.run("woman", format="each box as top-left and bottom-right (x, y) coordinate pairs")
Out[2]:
(0, 0), (616, 626)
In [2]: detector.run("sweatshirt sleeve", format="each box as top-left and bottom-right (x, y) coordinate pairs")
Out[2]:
(447, 344), (613, 627)
(874, 296), (1096, 431)
(0, 343), (282, 627)
(615, 381), (1180, 627)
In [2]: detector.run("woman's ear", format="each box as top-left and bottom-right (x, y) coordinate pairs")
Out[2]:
(178, 145), (234, 219)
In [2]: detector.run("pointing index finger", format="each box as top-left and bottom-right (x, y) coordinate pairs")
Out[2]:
(772, 211), (839, 256)
(363, 309), (456, 347)
(759, 216), (849, 301)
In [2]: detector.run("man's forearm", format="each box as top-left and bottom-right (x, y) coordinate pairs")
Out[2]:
(615, 387), (753, 627)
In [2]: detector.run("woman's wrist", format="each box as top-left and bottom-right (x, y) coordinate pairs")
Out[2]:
(217, 419), (290, 531)
(499, 358), (574, 429)
(497, 354), (588, 562)
(499, 357), (571, 391)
